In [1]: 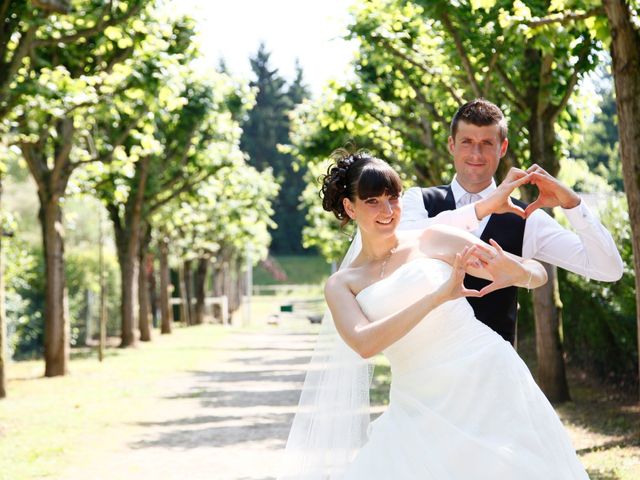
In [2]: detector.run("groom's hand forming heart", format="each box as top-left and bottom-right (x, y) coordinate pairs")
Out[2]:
(523, 164), (581, 218)
(474, 167), (530, 220)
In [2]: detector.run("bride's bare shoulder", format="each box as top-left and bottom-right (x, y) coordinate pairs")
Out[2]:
(326, 266), (357, 288)
(325, 265), (365, 299)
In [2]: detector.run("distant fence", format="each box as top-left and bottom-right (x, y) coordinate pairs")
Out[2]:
(252, 284), (321, 296)
(170, 296), (229, 324)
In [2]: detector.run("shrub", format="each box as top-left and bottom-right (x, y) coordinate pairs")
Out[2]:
(7, 243), (121, 359)
(560, 195), (637, 383)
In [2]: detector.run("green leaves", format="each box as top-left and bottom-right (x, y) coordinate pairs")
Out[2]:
(154, 162), (277, 265)
(471, 0), (498, 11)
(287, 0), (608, 263)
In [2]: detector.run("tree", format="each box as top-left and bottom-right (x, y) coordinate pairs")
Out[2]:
(7, 0), (147, 376)
(0, 168), (6, 398)
(153, 162), (276, 325)
(241, 44), (310, 254)
(486, 0), (600, 402)
(488, 0), (640, 400)
(0, 0), (144, 119)
(92, 73), (238, 344)
(601, 0), (640, 398)
(86, 28), (254, 343)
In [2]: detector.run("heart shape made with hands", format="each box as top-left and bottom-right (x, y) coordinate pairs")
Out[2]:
(497, 165), (581, 219)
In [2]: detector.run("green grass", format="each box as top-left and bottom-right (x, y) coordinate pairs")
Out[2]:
(370, 355), (391, 407)
(253, 254), (332, 285)
(0, 324), (229, 480)
(556, 380), (640, 479)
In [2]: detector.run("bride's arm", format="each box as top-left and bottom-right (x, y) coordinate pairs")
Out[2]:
(326, 248), (478, 359)
(420, 224), (547, 293)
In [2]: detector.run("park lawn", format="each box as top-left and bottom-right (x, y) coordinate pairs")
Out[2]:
(0, 324), (229, 480)
(253, 254), (331, 285)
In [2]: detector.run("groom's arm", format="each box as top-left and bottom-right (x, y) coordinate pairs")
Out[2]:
(524, 204), (623, 282)
(401, 174), (530, 233)
(399, 187), (480, 233)
(522, 164), (624, 282)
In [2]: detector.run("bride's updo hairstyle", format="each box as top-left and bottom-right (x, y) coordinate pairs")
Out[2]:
(321, 147), (402, 226)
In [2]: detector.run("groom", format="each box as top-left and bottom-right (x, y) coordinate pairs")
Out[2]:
(401, 98), (623, 345)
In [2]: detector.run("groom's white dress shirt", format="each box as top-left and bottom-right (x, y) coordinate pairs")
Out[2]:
(400, 177), (624, 282)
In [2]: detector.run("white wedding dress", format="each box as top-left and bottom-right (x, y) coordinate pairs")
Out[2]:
(343, 257), (588, 479)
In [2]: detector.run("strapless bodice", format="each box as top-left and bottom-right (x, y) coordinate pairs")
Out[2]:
(355, 258), (493, 375)
(355, 257), (454, 312)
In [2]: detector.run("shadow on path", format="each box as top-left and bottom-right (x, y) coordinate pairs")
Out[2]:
(123, 326), (316, 479)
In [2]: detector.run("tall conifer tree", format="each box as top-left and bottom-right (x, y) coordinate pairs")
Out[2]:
(241, 44), (310, 254)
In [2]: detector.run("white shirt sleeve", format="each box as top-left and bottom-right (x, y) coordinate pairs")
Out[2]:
(522, 201), (624, 282)
(399, 186), (481, 233)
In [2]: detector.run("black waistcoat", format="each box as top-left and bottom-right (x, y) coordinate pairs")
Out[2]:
(421, 186), (527, 345)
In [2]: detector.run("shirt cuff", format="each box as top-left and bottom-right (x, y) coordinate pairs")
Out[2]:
(563, 200), (596, 230)
(456, 203), (481, 232)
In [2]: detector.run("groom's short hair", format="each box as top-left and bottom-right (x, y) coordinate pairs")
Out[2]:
(450, 98), (508, 141)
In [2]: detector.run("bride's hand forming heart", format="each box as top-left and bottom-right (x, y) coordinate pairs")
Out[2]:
(469, 240), (530, 295)
(437, 246), (483, 301)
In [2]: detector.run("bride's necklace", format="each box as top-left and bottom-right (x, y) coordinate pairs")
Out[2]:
(368, 241), (399, 279)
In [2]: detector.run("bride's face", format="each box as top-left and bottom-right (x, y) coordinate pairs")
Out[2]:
(345, 192), (402, 234)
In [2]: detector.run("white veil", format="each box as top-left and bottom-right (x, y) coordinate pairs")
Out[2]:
(277, 230), (372, 479)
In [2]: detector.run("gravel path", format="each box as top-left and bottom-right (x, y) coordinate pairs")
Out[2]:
(61, 324), (317, 480)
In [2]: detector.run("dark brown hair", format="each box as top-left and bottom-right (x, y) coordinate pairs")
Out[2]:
(450, 98), (508, 141)
(321, 148), (402, 226)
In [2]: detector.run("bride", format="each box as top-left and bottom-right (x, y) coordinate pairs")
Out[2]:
(279, 149), (588, 479)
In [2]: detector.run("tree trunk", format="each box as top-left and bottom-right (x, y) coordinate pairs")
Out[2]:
(227, 257), (242, 314)
(603, 0), (640, 399)
(527, 95), (571, 403)
(0, 177), (6, 398)
(138, 254), (151, 341)
(40, 197), (70, 376)
(148, 253), (158, 329)
(20, 118), (75, 376)
(178, 262), (190, 325)
(138, 230), (152, 342)
(212, 262), (224, 296)
(533, 264), (570, 401)
(211, 262), (224, 323)
(236, 258), (246, 311)
(159, 238), (172, 334)
(222, 260), (235, 318)
(194, 257), (208, 325)
(184, 259), (194, 324)
(116, 248), (138, 347)
(109, 156), (150, 347)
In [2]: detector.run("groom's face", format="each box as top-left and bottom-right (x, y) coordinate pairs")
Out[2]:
(448, 121), (508, 193)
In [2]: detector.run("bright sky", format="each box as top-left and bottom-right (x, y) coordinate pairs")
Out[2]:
(172, 0), (358, 97)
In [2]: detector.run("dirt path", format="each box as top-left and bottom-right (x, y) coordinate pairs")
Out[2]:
(61, 324), (317, 480)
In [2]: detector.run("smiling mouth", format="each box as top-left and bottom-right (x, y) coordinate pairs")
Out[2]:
(377, 218), (393, 225)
